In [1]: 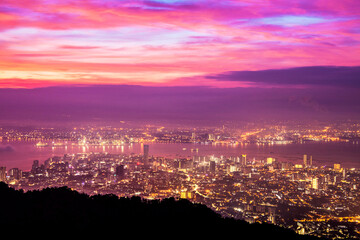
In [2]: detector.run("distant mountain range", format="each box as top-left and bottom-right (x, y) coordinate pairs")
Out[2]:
(0, 83), (359, 126)
(0, 182), (322, 239)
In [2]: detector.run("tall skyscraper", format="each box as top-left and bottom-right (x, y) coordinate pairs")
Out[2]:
(32, 160), (39, 173)
(210, 161), (216, 173)
(116, 165), (125, 180)
(9, 168), (21, 180)
(303, 154), (307, 167)
(312, 177), (319, 190)
(143, 144), (149, 165)
(0, 167), (6, 182)
(241, 154), (247, 166)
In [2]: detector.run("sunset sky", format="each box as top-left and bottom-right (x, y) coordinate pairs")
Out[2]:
(1, 0), (359, 88)
(0, 0), (359, 124)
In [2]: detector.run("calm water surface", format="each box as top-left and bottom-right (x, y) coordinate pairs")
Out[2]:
(0, 141), (359, 170)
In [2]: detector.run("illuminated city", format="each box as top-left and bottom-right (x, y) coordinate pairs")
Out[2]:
(1, 123), (360, 239)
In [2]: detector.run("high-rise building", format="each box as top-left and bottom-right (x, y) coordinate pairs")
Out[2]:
(303, 154), (307, 167)
(0, 167), (6, 182)
(208, 134), (215, 141)
(334, 163), (341, 171)
(312, 177), (319, 189)
(295, 164), (303, 169)
(210, 161), (216, 173)
(116, 165), (125, 180)
(228, 165), (237, 173)
(143, 144), (149, 165)
(303, 155), (313, 168)
(241, 154), (247, 166)
(281, 162), (292, 171)
(191, 132), (196, 141)
(180, 191), (193, 199)
(267, 157), (275, 165)
(32, 160), (39, 173)
(9, 168), (21, 180)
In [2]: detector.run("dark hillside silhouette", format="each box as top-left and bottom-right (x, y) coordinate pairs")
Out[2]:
(0, 182), (322, 239)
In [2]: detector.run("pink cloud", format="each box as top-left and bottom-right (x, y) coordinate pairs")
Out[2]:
(0, 0), (359, 88)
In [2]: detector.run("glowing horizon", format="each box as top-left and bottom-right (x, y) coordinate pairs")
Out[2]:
(1, 0), (359, 88)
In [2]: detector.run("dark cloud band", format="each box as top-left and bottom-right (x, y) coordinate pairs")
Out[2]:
(207, 66), (360, 88)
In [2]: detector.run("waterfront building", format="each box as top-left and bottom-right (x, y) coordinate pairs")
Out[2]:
(143, 145), (149, 165)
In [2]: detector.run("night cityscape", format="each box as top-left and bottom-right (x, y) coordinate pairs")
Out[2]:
(1, 123), (360, 239)
(1, 0), (360, 239)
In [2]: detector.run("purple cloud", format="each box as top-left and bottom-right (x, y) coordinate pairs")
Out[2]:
(206, 66), (360, 88)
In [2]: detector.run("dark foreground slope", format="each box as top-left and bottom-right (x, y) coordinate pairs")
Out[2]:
(0, 182), (321, 239)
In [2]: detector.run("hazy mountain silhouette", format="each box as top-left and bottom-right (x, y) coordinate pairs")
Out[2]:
(0, 182), (322, 239)
(0, 84), (359, 126)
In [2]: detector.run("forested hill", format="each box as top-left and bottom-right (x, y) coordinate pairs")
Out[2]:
(0, 182), (322, 239)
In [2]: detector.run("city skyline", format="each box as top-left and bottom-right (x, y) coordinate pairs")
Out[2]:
(1, 1), (360, 239)
(1, 146), (359, 239)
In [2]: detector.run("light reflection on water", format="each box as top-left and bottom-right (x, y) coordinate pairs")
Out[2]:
(0, 140), (359, 170)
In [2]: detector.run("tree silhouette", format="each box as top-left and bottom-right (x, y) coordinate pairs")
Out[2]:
(0, 182), (323, 239)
